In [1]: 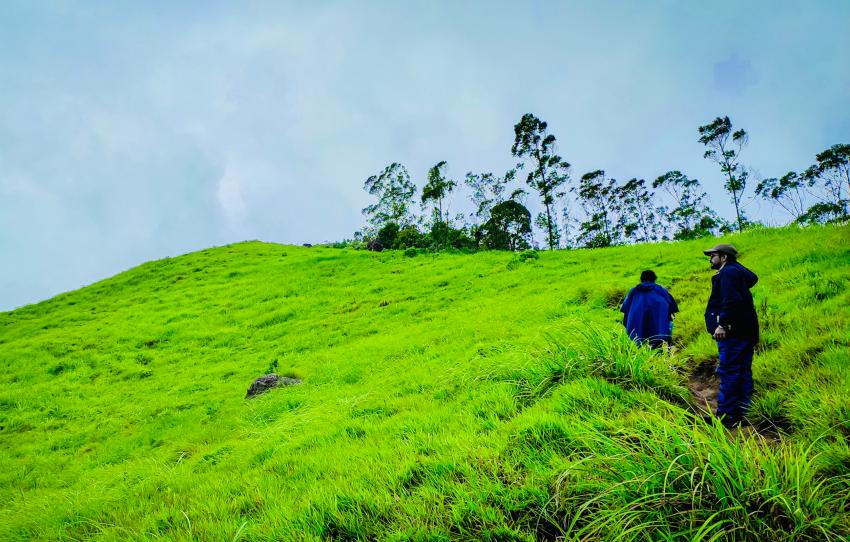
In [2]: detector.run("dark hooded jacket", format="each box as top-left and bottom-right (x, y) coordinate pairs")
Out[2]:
(620, 282), (679, 345)
(704, 261), (759, 342)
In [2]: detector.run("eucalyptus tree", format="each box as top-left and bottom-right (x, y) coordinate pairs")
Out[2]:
(618, 178), (660, 243)
(559, 199), (578, 249)
(574, 170), (621, 248)
(800, 143), (850, 223)
(511, 113), (571, 249)
(652, 170), (720, 240)
(698, 116), (749, 231)
(421, 161), (457, 225)
(755, 172), (808, 222)
(464, 169), (517, 229)
(362, 162), (417, 231)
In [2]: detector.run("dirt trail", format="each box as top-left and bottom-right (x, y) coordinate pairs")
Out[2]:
(687, 359), (781, 442)
(688, 360), (719, 416)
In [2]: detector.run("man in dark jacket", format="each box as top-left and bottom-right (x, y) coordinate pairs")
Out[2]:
(703, 243), (759, 427)
(620, 270), (679, 349)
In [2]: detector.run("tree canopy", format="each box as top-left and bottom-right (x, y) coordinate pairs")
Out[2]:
(511, 113), (571, 250)
(353, 114), (846, 251)
(362, 162), (417, 231)
(698, 116), (749, 231)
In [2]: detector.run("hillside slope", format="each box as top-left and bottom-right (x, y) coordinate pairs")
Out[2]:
(1, 225), (849, 541)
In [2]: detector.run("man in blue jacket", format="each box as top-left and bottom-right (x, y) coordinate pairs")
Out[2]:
(620, 270), (679, 349)
(703, 243), (759, 427)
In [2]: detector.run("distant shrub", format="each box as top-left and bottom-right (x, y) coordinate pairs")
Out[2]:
(361, 224), (475, 252)
(602, 286), (628, 308)
(329, 240), (355, 249)
(448, 228), (477, 250)
(366, 238), (383, 251)
(48, 363), (67, 376)
(428, 220), (451, 249)
(429, 222), (477, 250)
(404, 247), (418, 258)
(377, 223), (400, 249)
(396, 225), (426, 249)
(518, 249), (539, 262)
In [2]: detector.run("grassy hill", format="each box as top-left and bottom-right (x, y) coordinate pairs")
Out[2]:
(1, 224), (849, 541)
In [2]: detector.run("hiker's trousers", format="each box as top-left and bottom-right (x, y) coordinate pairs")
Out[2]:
(715, 337), (755, 419)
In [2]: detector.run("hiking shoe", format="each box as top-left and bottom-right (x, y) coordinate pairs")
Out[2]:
(720, 414), (743, 429)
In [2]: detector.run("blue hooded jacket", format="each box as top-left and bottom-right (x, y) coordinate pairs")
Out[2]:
(620, 282), (679, 345)
(704, 261), (759, 342)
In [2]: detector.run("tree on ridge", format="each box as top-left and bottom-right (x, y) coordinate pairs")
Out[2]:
(698, 116), (749, 231)
(755, 171), (808, 222)
(512, 113), (571, 250)
(618, 178), (661, 244)
(653, 170), (721, 240)
(362, 163), (417, 232)
(574, 169), (621, 248)
(421, 161), (457, 226)
(482, 199), (532, 251)
(800, 143), (850, 223)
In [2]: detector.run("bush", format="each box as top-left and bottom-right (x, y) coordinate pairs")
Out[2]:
(429, 221), (452, 249)
(377, 223), (400, 249)
(443, 225), (477, 250)
(396, 225), (427, 249)
(518, 250), (539, 262)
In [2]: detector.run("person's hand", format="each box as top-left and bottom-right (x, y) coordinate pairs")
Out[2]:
(713, 325), (726, 340)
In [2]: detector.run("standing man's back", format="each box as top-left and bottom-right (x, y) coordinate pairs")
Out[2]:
(620, 270), (679, 349)
(703, 243), (759, 427)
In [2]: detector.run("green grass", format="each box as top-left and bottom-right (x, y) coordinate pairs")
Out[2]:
(1, 224), (848, 541)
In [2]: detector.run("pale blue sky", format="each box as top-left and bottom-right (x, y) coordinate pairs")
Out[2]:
(1, 1), (848, 311)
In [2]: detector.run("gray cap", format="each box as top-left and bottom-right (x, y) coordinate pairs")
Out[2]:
(703, 243), (738, 257)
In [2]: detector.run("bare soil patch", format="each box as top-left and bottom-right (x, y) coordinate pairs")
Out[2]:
(688, 360), (719, 415)
(687, 359), (781, 443)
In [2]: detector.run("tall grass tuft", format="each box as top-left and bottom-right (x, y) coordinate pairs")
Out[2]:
(553, 413), (850, 541)
(539, 323), (689, 404)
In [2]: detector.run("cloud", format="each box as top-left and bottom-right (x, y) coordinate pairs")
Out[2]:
(216, 162), (249, 235)
(1, 1), (849, 310)
(713, 54), (759, 96)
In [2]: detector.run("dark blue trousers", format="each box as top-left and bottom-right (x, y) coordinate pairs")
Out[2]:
(715, 337), (755, 419)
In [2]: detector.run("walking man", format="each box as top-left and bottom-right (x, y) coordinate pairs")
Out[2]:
(703, 243), (759, 427)
(620, 270), (679, 349)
